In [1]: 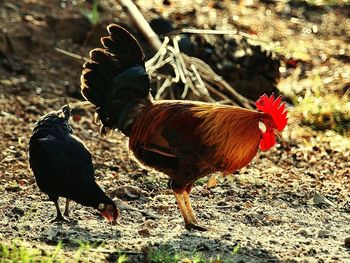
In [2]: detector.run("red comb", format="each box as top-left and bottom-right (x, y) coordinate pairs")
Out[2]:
(255, 93), (288, 131)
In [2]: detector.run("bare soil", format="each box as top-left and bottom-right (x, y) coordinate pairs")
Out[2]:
(0, 0), (350, 262)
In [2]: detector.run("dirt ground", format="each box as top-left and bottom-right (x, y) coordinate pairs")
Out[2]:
(1, 0), (350, 262)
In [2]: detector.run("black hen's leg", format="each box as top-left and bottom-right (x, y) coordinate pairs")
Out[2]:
(64, 199), (70, 217)
(49, 196), (68, 223)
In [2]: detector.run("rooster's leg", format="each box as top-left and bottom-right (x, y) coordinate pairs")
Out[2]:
(183, 185), (198, 224)
(173, 188), (207, 231)
(64, 199), (70, 217)
(173, 191), (192, 226)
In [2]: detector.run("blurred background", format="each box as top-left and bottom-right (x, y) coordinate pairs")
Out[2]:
(0, 0), (349, 135)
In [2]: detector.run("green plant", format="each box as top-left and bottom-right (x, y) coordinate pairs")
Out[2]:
(294, 93), (350, 135)
(304, 0), (349, 6)
(82, 0), (100, 25)
(146, 245), (241, 263)
(116, 253), (128, 263)
(231, 243), (240, 256)
(74, 241), (90, 262)
(0, 241), (64, 263)
(147, 247), (201, 263)
(50, 242), (63, 262)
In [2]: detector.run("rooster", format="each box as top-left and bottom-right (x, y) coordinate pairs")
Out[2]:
(81, 24), (288, 230)
(29, 105), (118, 224)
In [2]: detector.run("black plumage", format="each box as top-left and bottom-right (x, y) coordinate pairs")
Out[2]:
(81, 24), (150, 135)
(29, 105), (118, 224)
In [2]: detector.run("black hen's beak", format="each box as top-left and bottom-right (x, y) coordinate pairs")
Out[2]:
(99, 203), (119, 225)
(101, 211), (117, 225)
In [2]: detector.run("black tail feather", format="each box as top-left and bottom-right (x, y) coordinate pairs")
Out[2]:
(80, 24), (150, 135)
(102, 24), (144, 68)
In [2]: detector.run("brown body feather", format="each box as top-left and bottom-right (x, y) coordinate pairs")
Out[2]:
(129, 100), (263, 187)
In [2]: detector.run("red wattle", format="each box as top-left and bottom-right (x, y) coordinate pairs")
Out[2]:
(259, 130), (276, 151)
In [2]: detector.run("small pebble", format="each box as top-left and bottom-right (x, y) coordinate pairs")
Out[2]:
(297, 229), (310, 238)
(217, 200), (228, 206)
(344, 237), (350, 248)
(11, 207), (25, 217)
(243, 201), (253, 208)
(138, 228), (150, 237)
(307, 248), (317, 256)
(280, 203), (288, 209)
(5, 185), (21, 192)
(318, 230), (331, 238)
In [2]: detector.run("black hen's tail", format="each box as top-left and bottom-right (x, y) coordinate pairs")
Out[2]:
(81, 24), (150, 135)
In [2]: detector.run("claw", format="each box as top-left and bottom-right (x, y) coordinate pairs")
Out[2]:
(50, 199), (70, 224)
(49, 215), (70, 224)
(174, 186), (209, 231)
(185, 223), (208, 231)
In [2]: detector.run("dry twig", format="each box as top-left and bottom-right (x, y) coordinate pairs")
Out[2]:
(116, 0), (254, 108)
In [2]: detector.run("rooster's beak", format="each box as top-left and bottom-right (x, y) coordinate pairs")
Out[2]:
(274, 130), (282, 140)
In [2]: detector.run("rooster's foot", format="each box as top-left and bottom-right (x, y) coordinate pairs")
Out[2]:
(185, 223), (208, 231)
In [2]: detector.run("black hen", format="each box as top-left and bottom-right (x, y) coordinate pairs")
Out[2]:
(29, 105), (118, 224)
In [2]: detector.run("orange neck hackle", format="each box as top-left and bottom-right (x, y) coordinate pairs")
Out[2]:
(192, 104), (263, 172)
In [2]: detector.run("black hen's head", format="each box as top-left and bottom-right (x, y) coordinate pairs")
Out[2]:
(32, 105), (73, 137)
(97, 199), (119, 225)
